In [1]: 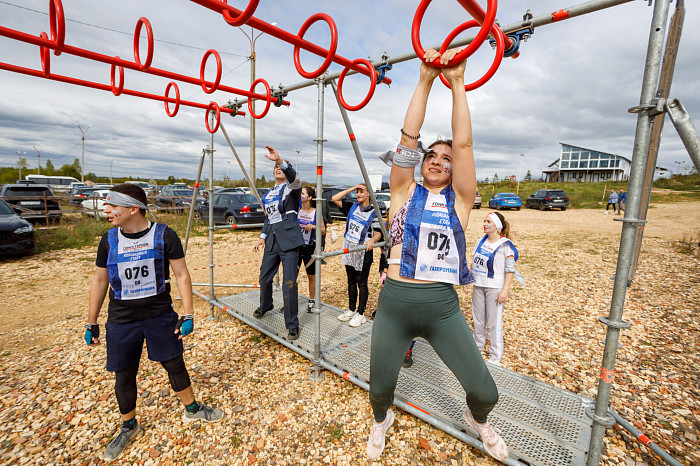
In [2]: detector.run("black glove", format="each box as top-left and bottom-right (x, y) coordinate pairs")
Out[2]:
(177, 315), (194, 336)
(84, 324), (99, 345)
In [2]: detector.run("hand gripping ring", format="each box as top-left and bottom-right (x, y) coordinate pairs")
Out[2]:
(206, 102), (221, 133)
(438, 19), (504, 91)
(200, 49), (222, 94)
(134, 17), (154, 71)
(411, 0), (496, 68)
(293, 13), (338, 80)
(110, 56), (125, 96)
(220, 0), (260, 27)
(164, 82), (180, 117)
(39, 32), (51, 77)
(337, 58), (378, 112)
(49, 0), (65, 56)
(248, 78), (272, 119)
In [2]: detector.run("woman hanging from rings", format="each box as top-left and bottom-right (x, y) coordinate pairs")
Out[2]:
(366, 48), (508, 462)
(471, 211), (524, 366)
(332, 183), (382, 328)
(297, 186), (326, 312)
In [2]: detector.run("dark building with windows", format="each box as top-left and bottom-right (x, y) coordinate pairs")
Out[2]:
(542, 143), (631, 183)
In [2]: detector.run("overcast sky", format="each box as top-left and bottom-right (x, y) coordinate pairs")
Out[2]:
(0, 0), (698, 185)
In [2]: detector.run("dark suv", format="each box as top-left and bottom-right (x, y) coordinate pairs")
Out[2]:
(0, 184), (62, 222)
(525, 189), (570, 211)
(321, 186), (386, 218)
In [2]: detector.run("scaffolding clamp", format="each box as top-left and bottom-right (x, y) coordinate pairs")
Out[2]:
(224, 99), (244, 117)
(375, 55), (392, 85)
(489, 24), (533, 58)
(599, 316), (631, 330)
(628, 97), (666, 116)
(272, 86), (288, 108)
(613, 218), (647, 224)
(585, 407), (616, 427)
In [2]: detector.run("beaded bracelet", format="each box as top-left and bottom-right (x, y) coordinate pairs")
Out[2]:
(400, 128), (420, 140)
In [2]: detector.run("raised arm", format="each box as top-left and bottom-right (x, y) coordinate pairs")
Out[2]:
(390, 50), (442, 196)
(442, 55), (476, 213)
(332, 185), (359, 208)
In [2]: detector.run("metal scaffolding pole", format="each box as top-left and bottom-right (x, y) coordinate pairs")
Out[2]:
(585, 1), (671, 464)
(207, 110), (216, 321)
(310, 77), (326, 382)
(183, 149), (207, 254)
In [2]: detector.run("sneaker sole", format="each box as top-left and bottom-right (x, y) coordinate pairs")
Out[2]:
(463, 410), (508, 462)
(103, 425), (141, 462)
(182, 413), (224, 424)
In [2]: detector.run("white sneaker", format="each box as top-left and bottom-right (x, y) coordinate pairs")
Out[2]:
(338, 310), (355, 322)
(367, 409), (395, 460)
(604, 211), (609, 215)
(463, 409), (509, 462)
(307, 299), (315, 312)
(349, 313), (366, 327)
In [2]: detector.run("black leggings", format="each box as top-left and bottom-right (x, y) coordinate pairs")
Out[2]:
(345, 262), (372, 315)
(369, 278), (499, 424)
(114, 354), (191, 414)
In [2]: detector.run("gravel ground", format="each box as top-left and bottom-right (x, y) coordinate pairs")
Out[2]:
(0, 203), (698, 465)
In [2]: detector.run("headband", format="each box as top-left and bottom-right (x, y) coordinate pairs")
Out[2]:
(105, 191), (156, 221)
(487, 212), (503, 232)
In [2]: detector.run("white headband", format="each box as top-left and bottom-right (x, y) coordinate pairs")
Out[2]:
(105, 191), (156, 221)
(487, 212), (503, 232)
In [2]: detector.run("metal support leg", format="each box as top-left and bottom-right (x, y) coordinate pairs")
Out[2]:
(184, 150), (206, 255)
(310, 77), (326, 382)
(666, 98), (700, 172)
(586, 1), (671, 464)
(207, 111), (217, 321)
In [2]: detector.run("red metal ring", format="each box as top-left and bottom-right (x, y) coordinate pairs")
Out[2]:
(164, 81), (180, 117)
(49, 0), (65, 56)
(337, 58), (378, 112)
(220, 0), (260, 27)
(205, 102), (221, 133)
(248, 78), (271, 119)
(438, 20), (504, 91)
(39, 32), (51, 77)
(411, 0), (496, 68)
(292, 13), (338, 79)
(110, 56), (125, 96)
(134, 17), (154, 71)
(200, 49), (222, 94)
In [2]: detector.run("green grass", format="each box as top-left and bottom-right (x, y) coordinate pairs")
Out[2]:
(479, 174), (700, 209)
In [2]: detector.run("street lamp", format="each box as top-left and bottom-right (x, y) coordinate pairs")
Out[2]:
(110, 160), (117, 185)
(226, 160), (232, 181)
(15, 150), (27, 181)
(239, 22), (276, 184)
(33, 145), (41, 175)
(294, 149), (300, 169)
(75, 121), (93, 182)
(517, 153), (524, 195)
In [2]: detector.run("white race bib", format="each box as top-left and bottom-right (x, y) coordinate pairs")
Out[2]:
(346, 207), (374, 243)
(413, 193), (460, 284)
(298, 208), (315, 245)
(263, 184), (284, 224)
(115, 227), (159, 300)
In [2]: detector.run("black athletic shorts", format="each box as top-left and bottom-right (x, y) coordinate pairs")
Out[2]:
(298, 243), (316, 276)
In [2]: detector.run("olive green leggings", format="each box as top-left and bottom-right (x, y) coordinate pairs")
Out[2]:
(369, 277), (499, 423)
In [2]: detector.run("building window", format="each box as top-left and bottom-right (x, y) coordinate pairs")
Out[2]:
(600, 160), (609, 168)
(589, 152), (599, 160)
(579, 161), (588, 168)
(571, 152), (579, 160)
(570, 161), (578, 168)
(561, 161), (569, 168)
(561, 154), (570, 161)
(581, 151), (589, 159)
(590, 161), (598, 168)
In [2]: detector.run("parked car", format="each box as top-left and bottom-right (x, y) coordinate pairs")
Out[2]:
(474, 190), (482, 209)
(80, 189), (111, 218)
(374, 192), (391, 211)
(0, 198), (35, 256)
(68, 186), (99, 206)
(526, 189), (570, 211)
(488, 192), (522, 211)
(125, 180), (152, 194)
(154, 188), (204, 212)
(0, 184), (62, 223)
(321, 186), (387, 218)
(195, 193), (265, 226)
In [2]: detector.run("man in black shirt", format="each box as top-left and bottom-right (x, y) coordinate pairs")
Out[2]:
(85, 183), (223, 462)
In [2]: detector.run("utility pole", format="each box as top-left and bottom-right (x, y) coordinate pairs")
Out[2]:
(295, 149), (300, 168)
(239, 23), (275, 185)
(517, 154), (524, 195)
(75, 121), (93, 182)
(15, 150), (27, 181)
(33, 145), (41, 175)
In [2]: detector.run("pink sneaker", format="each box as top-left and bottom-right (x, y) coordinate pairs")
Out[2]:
(367, 409), (395, 460)
(463, 409), (509, 462)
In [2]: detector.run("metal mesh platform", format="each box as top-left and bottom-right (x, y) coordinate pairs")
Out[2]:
(217, 289), (593, 465)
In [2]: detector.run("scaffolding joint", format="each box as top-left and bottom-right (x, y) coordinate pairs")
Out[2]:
(489, 24), (533, 58)
(599, 315), (631, 330)
(613, 218), (647, 224)
(271, 86), (288, 108)
(224, 99), (244, 117)
(375, 62), (392, 85)
(585, 407), (616, 427)
(628, 98), (666, 116)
